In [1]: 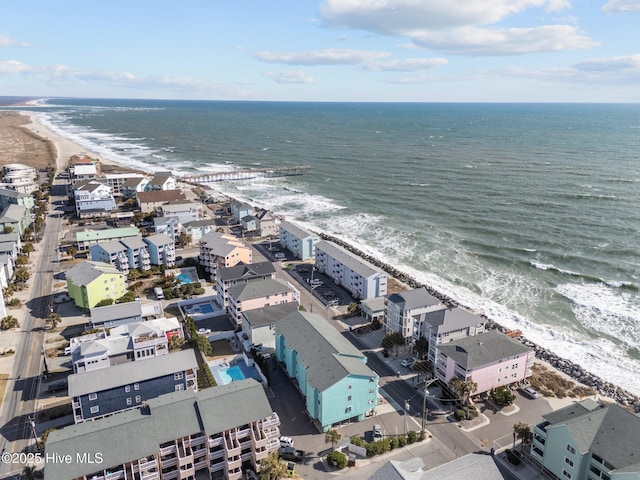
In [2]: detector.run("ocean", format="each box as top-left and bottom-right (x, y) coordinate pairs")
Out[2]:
(21, 99), (640, 395)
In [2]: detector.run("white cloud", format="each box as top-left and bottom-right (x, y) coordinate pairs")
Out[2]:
(0, 34), (31, 47)
(574, 54), (640, 72)
(319, 0), (571, 33)
(319, 0), (597, 56)
(263, 70), (315, 84)
(255, 48), (389, 65)
(363, 57), (448, 71)
(412, 25), (596, 55)
(602, 0), (640, 14)
(0, 60), (215, 91)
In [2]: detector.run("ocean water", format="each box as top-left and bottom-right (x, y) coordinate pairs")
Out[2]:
(21, 99), (640, 395)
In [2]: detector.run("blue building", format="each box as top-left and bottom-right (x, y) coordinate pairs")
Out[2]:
(275, 311), (378, 431)
(68, 349), (198, 423)
(278, 221), (319, 261)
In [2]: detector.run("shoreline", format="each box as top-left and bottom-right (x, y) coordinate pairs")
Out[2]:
(13, 111), (640, 411)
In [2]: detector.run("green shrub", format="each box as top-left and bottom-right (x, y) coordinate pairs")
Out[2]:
(327, 450), (347, 469)
(193, 287), (205, 295)
(389, 436), (399, 450)
(396, 435), (406, 448)
(418, 430), (427, 441)
(491, 386), (516, 406)
(350, 435), (364, 447)
(407, 431), (417, 444)
(454, 409), (466, 421)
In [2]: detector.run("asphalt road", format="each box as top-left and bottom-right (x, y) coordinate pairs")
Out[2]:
(0, 182), (65, 478)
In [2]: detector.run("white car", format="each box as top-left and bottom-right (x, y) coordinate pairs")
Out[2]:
(279, 436), (294, 448)
(197, 328), (212, 336)
(401, 357), (415, 368)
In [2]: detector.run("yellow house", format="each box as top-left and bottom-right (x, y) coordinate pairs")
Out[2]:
(65, 261), (127, 309)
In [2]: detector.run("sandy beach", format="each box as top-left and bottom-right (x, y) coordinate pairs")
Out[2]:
(0, 110), (138, 173)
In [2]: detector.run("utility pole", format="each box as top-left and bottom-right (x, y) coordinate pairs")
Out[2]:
(421, 378), (438, 433)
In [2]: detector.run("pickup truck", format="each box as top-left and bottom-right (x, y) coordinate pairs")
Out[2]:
(278, 446), (305, 462)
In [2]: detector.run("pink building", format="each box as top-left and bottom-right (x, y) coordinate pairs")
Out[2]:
(227, 278), (299, 325)
(435, 331), (534, 395)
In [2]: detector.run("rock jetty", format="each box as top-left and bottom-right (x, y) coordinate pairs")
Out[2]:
(316, 232), (640, 411)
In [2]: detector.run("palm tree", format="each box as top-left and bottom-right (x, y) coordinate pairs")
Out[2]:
(258, 452), (288, 480)
(450, 377), (478, 418)
(48, 312), (62, 329)
(325, 428), (342, 451)
(513, 422), (533, 453)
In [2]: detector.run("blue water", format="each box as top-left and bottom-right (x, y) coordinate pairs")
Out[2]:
(10, 99), (640, 395)
(212, 362), (261, 385)
(198, 304), (214, 314)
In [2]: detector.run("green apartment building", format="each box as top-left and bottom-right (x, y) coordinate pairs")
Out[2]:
(66, 260), (127, 309)
(531, 399), (640, 480)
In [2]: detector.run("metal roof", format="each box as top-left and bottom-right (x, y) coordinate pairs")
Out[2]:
(316, 240), (385, 279)
(437, 331), (532, 370)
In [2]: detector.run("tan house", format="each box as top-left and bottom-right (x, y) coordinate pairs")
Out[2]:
(136, 190), (187, 213)
(198, 231), (252, 277)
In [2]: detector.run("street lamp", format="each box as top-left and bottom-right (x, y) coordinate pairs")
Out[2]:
(421, 378), (438, 432)
(404, 400), (410, 435)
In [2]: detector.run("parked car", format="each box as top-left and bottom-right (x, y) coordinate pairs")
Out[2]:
(63, 346), (72, 355)
(278, 446), (305, 462)
(519, 386), (540, 399)
(279, 436), (294, 448)
(47, 380), (68, 393)
(401, 357), (415, 368)
(197, 328), (212, 336)
(372, 424), (383, 441)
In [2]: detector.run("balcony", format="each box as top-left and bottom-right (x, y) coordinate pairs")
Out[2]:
(160, 445), (176, 456)
(105, 471), (126, 480)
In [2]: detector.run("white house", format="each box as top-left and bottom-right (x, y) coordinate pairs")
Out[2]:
(384, 287), (446, 340)
(279, 221), (319, 260)
(73, 180), (116, 218)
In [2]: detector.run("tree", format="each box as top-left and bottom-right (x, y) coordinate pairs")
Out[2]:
(325, 428), (342, 450)
(258, 452), (288, 480)
(0, 316), (19, 330)
(381, 331), (405, 356)
(326, 450), (347, 469)
(169, 335), (185, 351)
(513, 422), (533, 453)
(193, 335), (213, 356)
(3, 226), (13, 234)
(13, 267), (30, 283)
(48, 313), (62, 329)
(95, 298), (114, 307)
(491, 386), (516, 406)
(347, 302), (361, 317)
(177, 232), (192, 248)
(15, 254), (29, 266)
(413, 336), (429, 359)
(67, 245), (78, 257)
(449, 378), (477, 419)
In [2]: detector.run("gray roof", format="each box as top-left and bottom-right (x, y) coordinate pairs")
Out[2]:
(386, 287), (441, 310)
(0, 242), (16, 253)
(279, 220), (317, 240)
(200, 231), (244, 256)
(543, 398), (601, 425)
(143, 233), (174, 246)
(65, 260), (122, 286)
(422, 453), (506, 480)
(89, 301), (143, 325)
(46, 379), (273, 480)
(0, 233), (20, 243)
(217, 261), (276, 282)
(243, 302), (300, 328)
(0, 204), (26, 222)
(437, 331), (532, 370)
(90, 239), (127, 255)
(0, 188), (28, 199)
(228, 278), (293, 302)
(68, 349), (197, 397)
(316, 240), (385, 279)
(276, 311), (376, 392)
(119, 235), (147, 250)
(183, 218), (217, 228)
(419, 307), (485, 335)
(547, 403), (640, 471)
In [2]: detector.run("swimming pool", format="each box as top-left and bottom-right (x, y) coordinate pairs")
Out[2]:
(210, 360), (262, 385)
(185, 303), (215, 315)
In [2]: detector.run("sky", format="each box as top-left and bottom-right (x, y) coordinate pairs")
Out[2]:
(1, 0), (639, 103)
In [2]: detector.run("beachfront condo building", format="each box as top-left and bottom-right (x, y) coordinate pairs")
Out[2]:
(146, 171), (177, 191)
(46, 379), (281, 480)
(419, 307), (487, 365)
(275, 310), (379, 432)
(384, 287), (446, 341)
(434, 331), (534, 395)
(241, 302), (300, 351)
(160, 201), (203, 224)
(65, 260), (127, 309)
(69, 349), (198, 424)
(98, 172), (147, 196)
(136, 189), (187, 213)
(315, 240), (388, 300)
(75, 226), (140, 251)
(530, 399), (640, 480)
(89, 235), (151, 275)
(227, 277), (298, 325)
(0, 163), (38, 194)
(279, 220), (319, 260)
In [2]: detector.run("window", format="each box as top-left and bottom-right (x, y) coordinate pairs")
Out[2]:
(134, 383), (140, 390)
(125, 385), (131, 393)
(126, 398), (132, 406)
(566, 445), (576, 455)
(348, 385), (352, 390)
(562, 470), (572, 479)
(564, 457), (574, 467)
(135, 395), (141, 403)
(347, 396), (352, 401)
(90, 406), (99, 414)
(174, 372), (183, 380)
(346, 406), (352, 413)
(175, 384), (184, 391)
(88, 393), (97, 401)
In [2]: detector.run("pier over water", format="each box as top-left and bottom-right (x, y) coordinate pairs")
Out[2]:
(182, 165), (312, 183)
